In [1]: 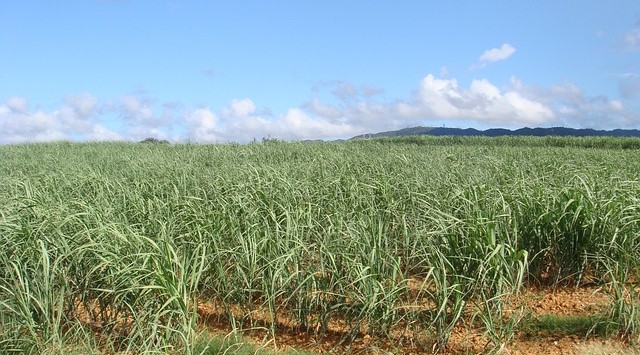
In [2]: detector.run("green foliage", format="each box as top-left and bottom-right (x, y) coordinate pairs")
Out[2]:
(0, 137), (639, 353)
(524, 314), (604, 337)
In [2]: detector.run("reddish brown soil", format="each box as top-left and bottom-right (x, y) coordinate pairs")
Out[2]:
(196, 286), (640, 354)
(522, 286), (609, 316)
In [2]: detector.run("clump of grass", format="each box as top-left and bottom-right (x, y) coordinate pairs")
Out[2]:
(524, 314), (604, 337)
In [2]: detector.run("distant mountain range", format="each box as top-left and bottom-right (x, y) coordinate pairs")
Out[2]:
(351, 126), (640, 139)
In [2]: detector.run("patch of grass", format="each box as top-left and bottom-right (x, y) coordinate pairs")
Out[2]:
(193, 333), (265, 354)
(193, 332), (317, 355)
(523, 314), (609, 338)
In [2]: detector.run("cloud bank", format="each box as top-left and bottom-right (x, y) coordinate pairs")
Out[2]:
(0, 73), (637, 144)
(0, 94), (122, 144)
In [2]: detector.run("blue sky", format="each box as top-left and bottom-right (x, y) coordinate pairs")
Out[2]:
(1, 1), (639, 143)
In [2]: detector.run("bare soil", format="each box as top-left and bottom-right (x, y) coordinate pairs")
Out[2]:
(196, 285), (640, 354)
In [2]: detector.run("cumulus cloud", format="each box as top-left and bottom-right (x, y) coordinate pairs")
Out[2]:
(59, 94), (123, 141)
(405, 74), (554, 126)
(86, 124), (124, 141)
(240, 74), (637, 136)
(301, 98), (343, 119)
(217, 108), (358, 142)
(186, 108), (218, 142)
(2, 71), (639, 145)
(214, 99), (353, 142)
(0, 97), (65, 143)
(113, 95), (181, 141)
(279, 108), (357, 138)
(58, 93), (99, 132)
(302, 74), (636, 131)
(0, 95), (123, 144)
(220, 98), (256, 118)
(65, 93), (98, 119)
(120, 95), (154, 121)
(479, 43), (516, 65)
(6, 97), (29, 113)
(547, 82), (632, 127)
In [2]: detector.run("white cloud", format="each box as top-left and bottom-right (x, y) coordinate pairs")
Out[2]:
(6, 97), (29, 114)
(58, 93), (99, 132)
(407, 74), (554, 126)
(344, 101), (392, 125)
(212, 97), (359, 142)
(114, 95), (180, 140)
(304, 74), (636, 131)
(1, 71), (639, 145)
(332, 82), (358, 100)
(0, 95), (123, 144)
(120, 95), (153, 121)
(302, 97), (343, 119)
(470, 79), (501, 100)
(220, 98), (255, 118)
(130, 126), (172, 141)
(610, 100), (624, 111)
(186, 108), (218, 142)
(86, 124), (123, 141)
(0, 97), (65, 143)
(65, 93), (98, 119)
(479, 43), (516, 64)
(545, 82), (633, 127)
(413, 75), (468, 117)
(279, 108), (356, 138)
(502, 92), (555, 124)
